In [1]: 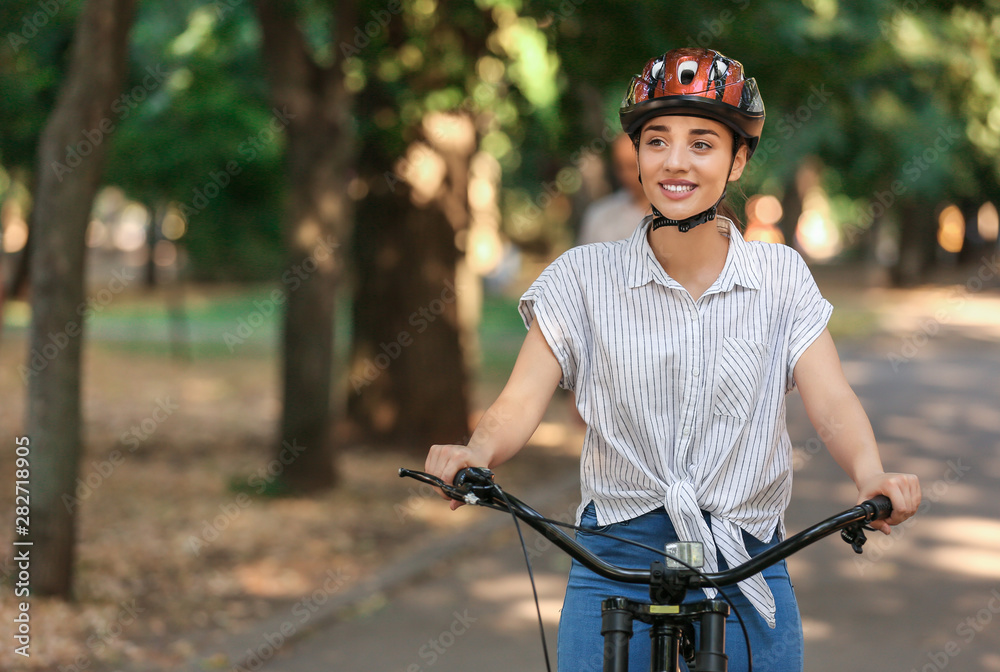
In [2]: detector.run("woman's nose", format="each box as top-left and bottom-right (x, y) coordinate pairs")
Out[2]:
(661, 143), (690, 172)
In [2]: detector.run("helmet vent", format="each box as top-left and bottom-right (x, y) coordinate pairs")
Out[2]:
(710, 58), (728, 81)
(677, 60), (698, 86)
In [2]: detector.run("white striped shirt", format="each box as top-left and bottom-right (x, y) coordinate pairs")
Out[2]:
(519, 216), (832, 626)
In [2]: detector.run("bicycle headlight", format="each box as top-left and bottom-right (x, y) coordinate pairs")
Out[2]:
(664, 541), (704, 570)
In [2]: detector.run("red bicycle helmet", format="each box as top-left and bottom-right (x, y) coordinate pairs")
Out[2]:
(619, 48), (765, 157)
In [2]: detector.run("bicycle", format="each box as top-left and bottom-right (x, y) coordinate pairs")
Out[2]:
(399, 466), (893, 672)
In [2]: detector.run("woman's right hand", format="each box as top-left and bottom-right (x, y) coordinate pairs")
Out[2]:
(425, 443), (491, 510)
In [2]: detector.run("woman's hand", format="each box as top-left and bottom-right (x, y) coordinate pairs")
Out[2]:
(425, 443), (492, 510)
(855, 472), (922, 534)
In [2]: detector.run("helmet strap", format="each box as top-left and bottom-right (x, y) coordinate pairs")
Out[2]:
(650, 200), (721, 233)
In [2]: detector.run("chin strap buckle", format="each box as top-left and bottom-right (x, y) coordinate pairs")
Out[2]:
(650, 205), (718, 233)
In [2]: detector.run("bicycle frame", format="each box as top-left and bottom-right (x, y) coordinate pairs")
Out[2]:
(398, 467), (892, 672)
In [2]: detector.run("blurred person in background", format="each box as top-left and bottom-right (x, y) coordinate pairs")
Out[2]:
(578, 133), (650, 245)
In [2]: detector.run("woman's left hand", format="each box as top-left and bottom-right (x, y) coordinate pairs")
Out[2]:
(856, 472), (922, 534)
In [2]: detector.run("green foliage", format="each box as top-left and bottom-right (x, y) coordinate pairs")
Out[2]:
(4, 0), (997, 274)
(104, 1), (283, 280)
(0, 0), (79, 169)
(1, 0), (284, 280)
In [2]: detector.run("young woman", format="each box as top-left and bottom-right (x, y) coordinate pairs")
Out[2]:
(425, 48), (921, 672)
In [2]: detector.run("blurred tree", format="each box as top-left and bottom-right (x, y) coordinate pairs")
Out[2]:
(251, 0), (359, 491)
(24, 0), (136, 598)
(346, 0), (562, 449)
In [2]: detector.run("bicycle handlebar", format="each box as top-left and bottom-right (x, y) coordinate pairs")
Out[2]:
(398, 467), (892, 590)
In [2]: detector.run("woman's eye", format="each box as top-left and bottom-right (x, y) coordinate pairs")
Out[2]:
(692, 141), (711, 150)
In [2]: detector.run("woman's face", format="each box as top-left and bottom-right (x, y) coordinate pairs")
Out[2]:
(636, 115), (747, 222)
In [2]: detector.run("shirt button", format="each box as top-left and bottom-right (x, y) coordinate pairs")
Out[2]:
(682, 427), (690, 436)
(690, 312), (698, 321)
(692, 369), (701, 377)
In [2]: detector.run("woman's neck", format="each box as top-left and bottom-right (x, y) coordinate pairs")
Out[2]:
(647, 218), (731, 301)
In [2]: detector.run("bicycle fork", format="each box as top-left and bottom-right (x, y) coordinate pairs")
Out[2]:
(601, 597), (730, 672)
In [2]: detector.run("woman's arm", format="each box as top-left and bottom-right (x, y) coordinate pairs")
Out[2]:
(425, 319), (564, 508)
(793, 329), (921, 533)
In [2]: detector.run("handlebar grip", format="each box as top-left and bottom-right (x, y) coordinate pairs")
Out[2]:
(454, 467), (494, 488)
(863, 495), (893, 521)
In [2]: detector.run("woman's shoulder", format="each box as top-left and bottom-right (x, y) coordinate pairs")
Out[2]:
(742, 238), (812, 276)
(525, 241), (628, 299)
(547, 239), (629, 273)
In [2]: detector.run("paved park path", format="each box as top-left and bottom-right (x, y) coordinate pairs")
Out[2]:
(237, 324), (1000, 672)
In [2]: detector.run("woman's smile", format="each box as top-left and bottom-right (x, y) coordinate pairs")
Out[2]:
(659, 179), (697, 200)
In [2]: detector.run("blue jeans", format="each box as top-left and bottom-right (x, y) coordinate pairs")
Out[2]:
(557, 503), (803, 672)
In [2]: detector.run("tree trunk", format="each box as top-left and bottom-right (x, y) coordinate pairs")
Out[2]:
(24, 0), (135, 599)
(255, 0), (355, 492)
(890, 198), (937, 287)
(348, 115), (475, 450)
(779, 174), (802, 247)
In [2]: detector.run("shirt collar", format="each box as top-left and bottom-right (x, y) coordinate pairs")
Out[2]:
(625, 216), (761, 292)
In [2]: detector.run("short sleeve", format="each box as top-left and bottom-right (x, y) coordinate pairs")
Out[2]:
(518, 252), (591, 391)
(785, 254), (834, 392)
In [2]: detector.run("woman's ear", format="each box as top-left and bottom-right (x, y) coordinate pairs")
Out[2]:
(728, 142), (749, 182)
